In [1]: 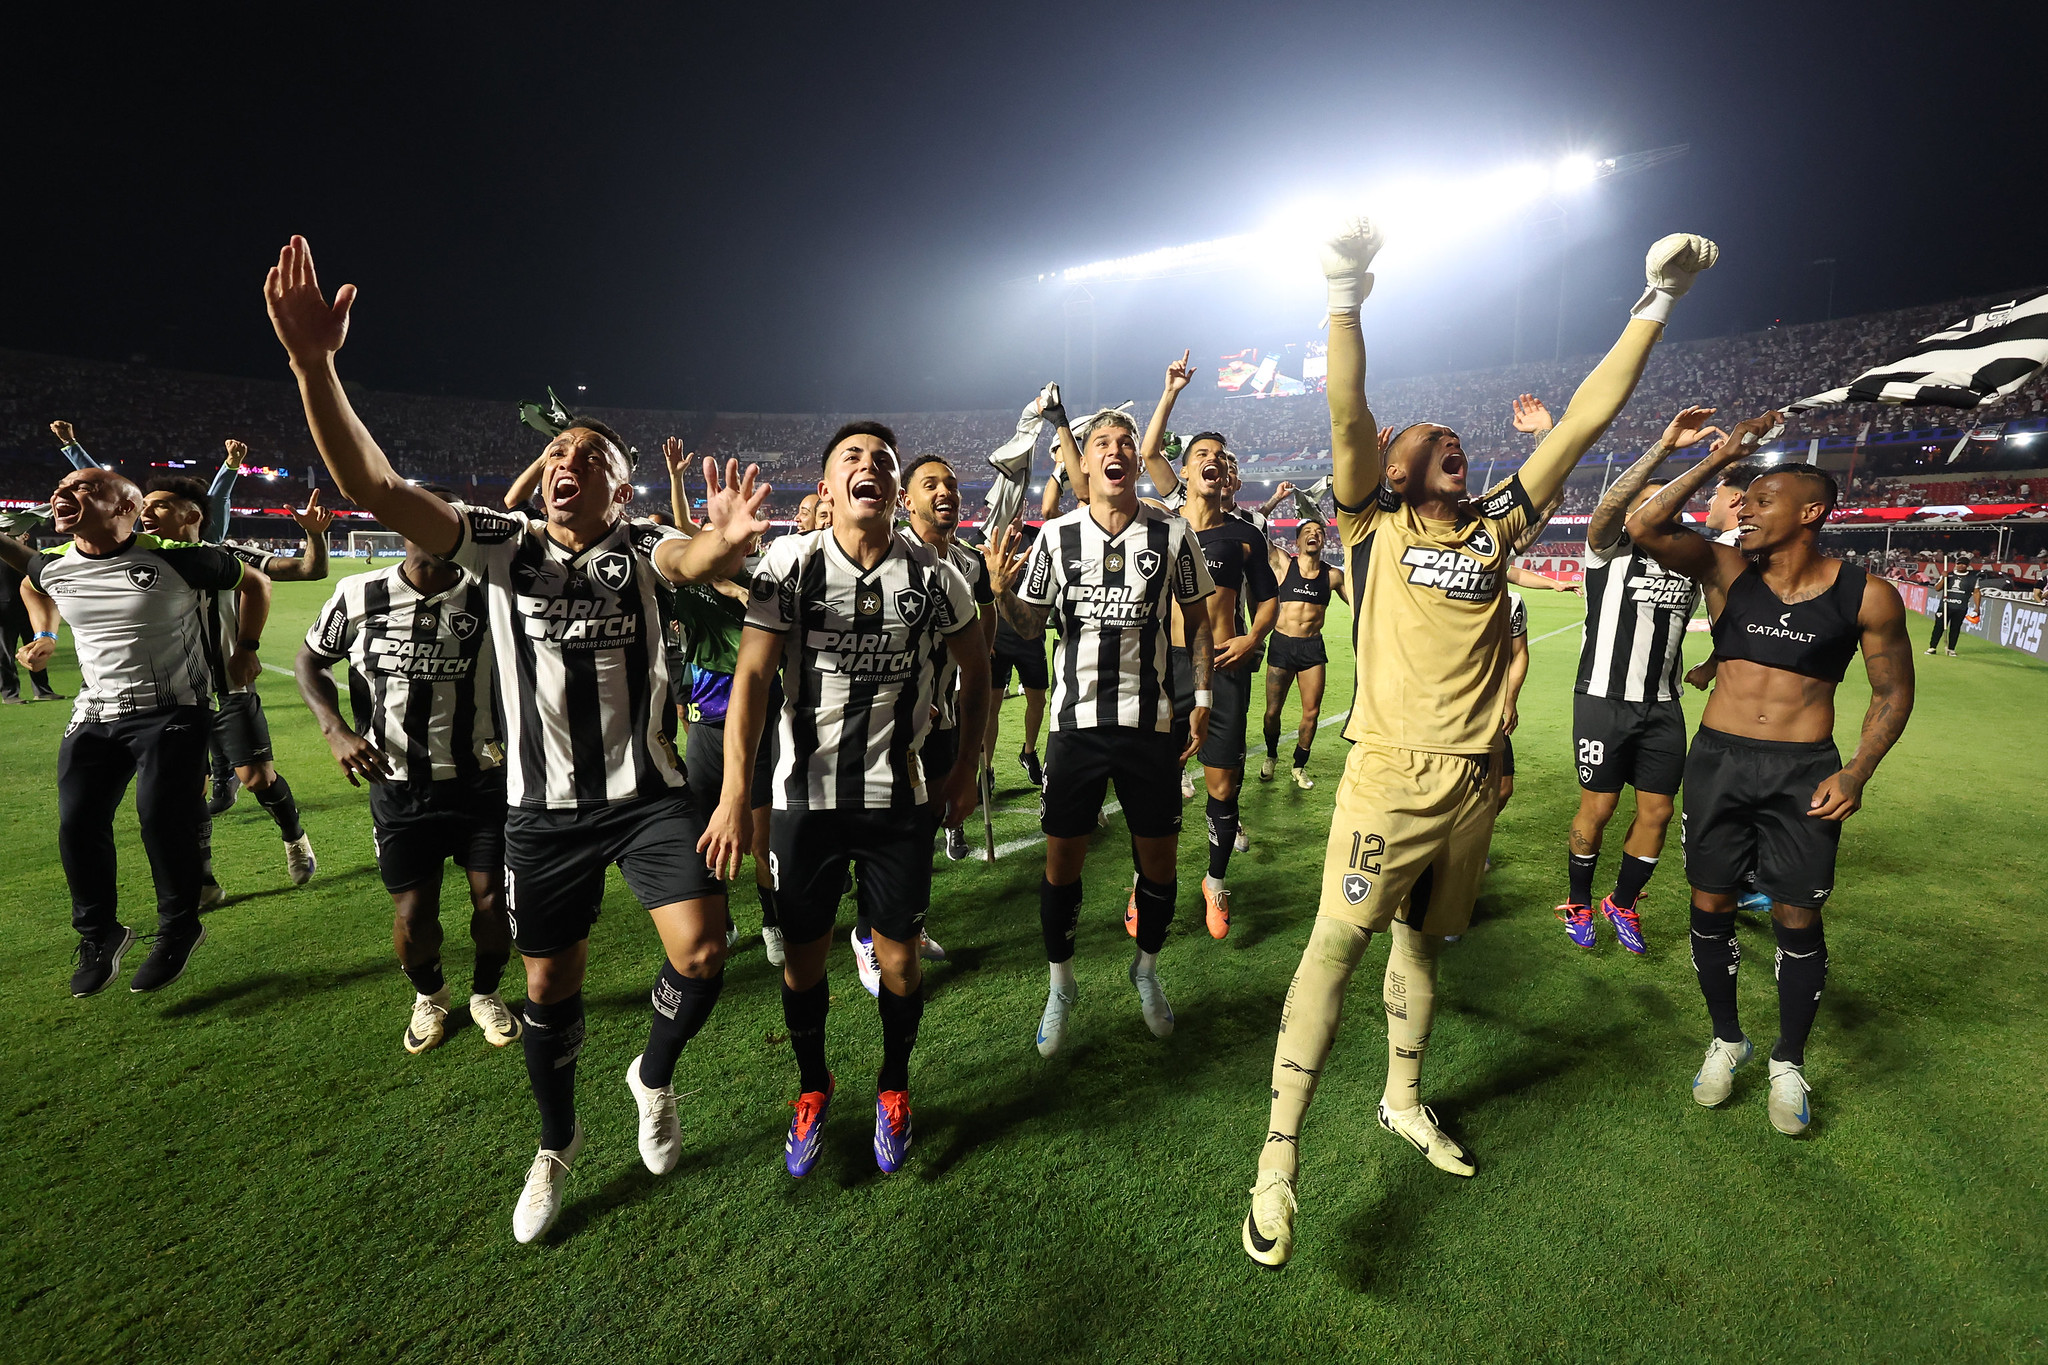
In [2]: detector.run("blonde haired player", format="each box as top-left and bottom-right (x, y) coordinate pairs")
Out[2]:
(1241, 217), (1717, 1266)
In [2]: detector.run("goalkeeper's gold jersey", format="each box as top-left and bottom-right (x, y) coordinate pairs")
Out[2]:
(1335, 475), (1537, 755)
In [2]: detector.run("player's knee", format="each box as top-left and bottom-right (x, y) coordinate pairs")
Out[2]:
(1771, 902), (1820, 931)
(1305, 915), (1371, 974)
(1635, 792), (1676, 829)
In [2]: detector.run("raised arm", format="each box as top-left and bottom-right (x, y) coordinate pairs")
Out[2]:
(987, 524), (1050, 639)
(1626, 412), (1780, 589)
(50, 421), (103, 471)
(1519, 235), (1718, 510)
(1809, 578), (1915, 821)
(664, 438), (701, 533)
(1586, 406), (1725, 556)
(266, 490), (334, 582)
(265, 236), (462, 555)
(503, 453), (547, 511)
(1256, 481), (1295, 519)
(1320, 218), (1387, 511)
(654, 458), (770, 587)
(203, 440), (247, 542)
(1139, 351), (1194, 498)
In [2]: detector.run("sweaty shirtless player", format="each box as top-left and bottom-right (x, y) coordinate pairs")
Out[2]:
(1624, 410), (1914, 1137)
(1259, 519), (1347, 789)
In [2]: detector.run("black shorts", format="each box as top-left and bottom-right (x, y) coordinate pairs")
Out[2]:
(1680, 726), (1843, 911)
(770, 806), (933, 946)
(502, 790), (720, 955)
(1198, 657), (1260, 769)
(685, 717), (775, 817)
(1267, 631), (1329, 672)
(1041, 727), (1183, 840)
(1572, 693), (1687, 796)
(369, 770), (508, 895)
(991, 634), (1049, 692)
(923, 725), (961, 799)
(666, 654), (691, 711)
(1502, 735), (1516, 778)
(214, 690), (274, 767)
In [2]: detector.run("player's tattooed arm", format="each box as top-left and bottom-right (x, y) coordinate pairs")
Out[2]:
(1812, 578), (1916, 821)
(1587, 407), (1725, 556)
(1626, 411), (1780, 589)
(1140, 351), (1193, 499)
(265, 236), (464, 556)
(266, 490), (334, 582)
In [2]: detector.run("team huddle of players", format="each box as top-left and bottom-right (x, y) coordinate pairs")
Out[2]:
(2, 224), (1914, 1260)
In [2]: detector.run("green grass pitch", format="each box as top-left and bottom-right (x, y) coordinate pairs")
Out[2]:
(4, 571), (2043, 1362)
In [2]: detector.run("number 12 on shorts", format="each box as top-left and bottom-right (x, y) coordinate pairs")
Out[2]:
(1341, 831), (1385, 906)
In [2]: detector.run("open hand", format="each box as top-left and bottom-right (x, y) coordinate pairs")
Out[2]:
(984, 523), (1027, 594)
(265, 235), (356, 366)
(1707, 410), (1785, 466)
(1662, 405), (1726, 451)
(291, 489), (334, 536)
(1510, 394), (1553, 436)
(699, 457), (771, 545)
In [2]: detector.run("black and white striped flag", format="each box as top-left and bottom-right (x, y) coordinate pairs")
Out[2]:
(1788, 286), (2048, 411)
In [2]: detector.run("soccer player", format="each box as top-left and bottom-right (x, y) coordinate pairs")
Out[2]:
(1925, 552), (1984, 657)
(264, 235), (767, 1242)
(1178, 436), (1278, 936)
(1555, 407), (1727, 955)
(702, 423), (987, 1177)
(1625, 411), (1915, 1136)
(1260, 517), (1347, 789)
(295, 482), (524, 1055)
(1243, 219), (1716, 1266)
(988, 407), (1217, 1055)
(795, 492), (824, 532)
(136, 476), (327, 884)
(1, 467), (268, 995)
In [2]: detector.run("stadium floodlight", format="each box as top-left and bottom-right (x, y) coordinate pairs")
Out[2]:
(1030, 147), (1673, 285)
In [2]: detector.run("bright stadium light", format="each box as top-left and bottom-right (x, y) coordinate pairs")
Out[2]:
(1031, 146), (1669, 285)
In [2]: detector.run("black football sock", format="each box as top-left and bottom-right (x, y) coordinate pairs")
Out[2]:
(782, 977), (832, 1093)
(640, 962), (724, 1089)
(1291, 745), (1312, 770)
(520, 993), (585, 1151)
(1610, 854), (1659, 910)
(1688, 906), (1743, 1044)
(1568, 852), (1599, 907)
(1771, 920), (1828, 1065)
(471, 951), (509, 997)
(1206, 794), (1239, 880)
(1040, 878), (1084, 964)
(402, 958), (445, 996)
(757, 881), (779, 930)
(876, 979), (924, 1093)
(1133, 875), (1176, 955)
(1263, 715), (1282, 759)
(255, 775), (304, 842)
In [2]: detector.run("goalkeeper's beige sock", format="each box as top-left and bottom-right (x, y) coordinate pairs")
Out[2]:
(1381, 921), (1445, 1114)
(1259, 916), (1372, 1180)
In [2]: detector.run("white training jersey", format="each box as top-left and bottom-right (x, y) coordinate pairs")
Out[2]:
(1577, 530), (1700, 703)
(304, 564), (500, 784)
(1018, 502), (1215, 733)
(445, 504), (687, 811)
(28, 534), (245, 727)
(746, 528), (978, 810)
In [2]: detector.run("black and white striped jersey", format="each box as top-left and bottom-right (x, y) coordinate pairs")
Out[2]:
(1509, 590), (1528, 639)
(303, 565), (499, 784)
(445, 504), (686, 811)
(746, 528), (979, 810)
(901, 526), (993, 731)
(28, 534), (245, 726)
(1018, 503), (1215, 732)
(1576, 531), (1699, 703)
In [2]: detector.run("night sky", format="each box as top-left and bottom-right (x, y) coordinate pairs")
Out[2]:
(7, 0), (2041, 413)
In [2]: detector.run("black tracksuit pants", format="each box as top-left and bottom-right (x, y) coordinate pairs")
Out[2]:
(58, 705), (213, 941)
